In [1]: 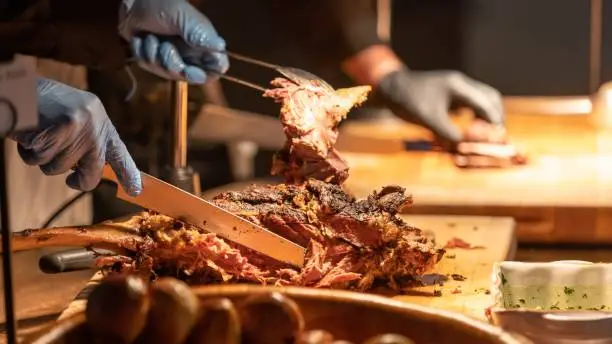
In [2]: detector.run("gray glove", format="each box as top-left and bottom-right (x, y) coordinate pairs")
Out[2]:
(10, 78), (141, 196)
(376, 68), (504, 143)
(119, 0), (229, 84)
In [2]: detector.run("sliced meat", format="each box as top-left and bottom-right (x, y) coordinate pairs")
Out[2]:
(452, 119), (528, 168)
(264, 78), (371, 184)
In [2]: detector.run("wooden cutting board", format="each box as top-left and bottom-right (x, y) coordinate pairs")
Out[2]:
(392, 215), (515, 320)
(339, 112), (612, 244)
(58, 214), (516, 322)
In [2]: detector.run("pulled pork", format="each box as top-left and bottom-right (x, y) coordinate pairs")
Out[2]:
(101, 180), (444, 291)
(14, 77), (445, 292)
(263, 78), (371, 184)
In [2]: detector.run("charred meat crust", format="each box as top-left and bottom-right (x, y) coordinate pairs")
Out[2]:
(98, 180), (443, 291)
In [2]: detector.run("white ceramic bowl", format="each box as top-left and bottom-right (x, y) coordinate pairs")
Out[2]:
(489, 261), (612, 344)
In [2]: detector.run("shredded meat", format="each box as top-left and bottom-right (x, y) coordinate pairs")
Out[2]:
(11, 77), (446, 292)
(452, 119), (528, 168)
(263, 78), (371, 185)
(96, 181), (444, 291)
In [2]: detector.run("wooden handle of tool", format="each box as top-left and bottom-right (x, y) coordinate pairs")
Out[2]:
(101, 164), (119, 183)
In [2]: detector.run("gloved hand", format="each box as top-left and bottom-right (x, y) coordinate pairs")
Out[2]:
(10, 78), (142, 196)
(118, 0), (229, 84)
(376, 68), (504, 143)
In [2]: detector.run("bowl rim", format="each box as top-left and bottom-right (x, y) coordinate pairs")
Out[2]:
(31, 284), (525, 344)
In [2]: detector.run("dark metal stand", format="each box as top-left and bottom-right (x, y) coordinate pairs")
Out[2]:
(161, 81), (201, 195)
(0, 139), (17, 344)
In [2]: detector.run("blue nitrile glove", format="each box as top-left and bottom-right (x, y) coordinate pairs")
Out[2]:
(10, 78), (142, 196)
(376, 68), (505, 143)
(118, 0), (229, 84)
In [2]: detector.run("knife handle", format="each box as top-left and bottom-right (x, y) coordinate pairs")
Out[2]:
(39, 248), (104, 274)
(403, 140), (436, 151)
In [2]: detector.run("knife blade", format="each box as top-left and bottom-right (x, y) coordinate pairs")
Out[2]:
(101, 166), (305, 267)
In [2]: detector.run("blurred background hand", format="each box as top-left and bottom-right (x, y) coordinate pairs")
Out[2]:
(376, 68), (504, 143)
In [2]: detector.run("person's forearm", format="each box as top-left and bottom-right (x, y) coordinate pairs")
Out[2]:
(341, 44), (404, 86)
(0, 0), (130, 69)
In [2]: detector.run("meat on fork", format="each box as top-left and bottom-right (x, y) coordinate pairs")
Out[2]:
(264, 78), (371, 185)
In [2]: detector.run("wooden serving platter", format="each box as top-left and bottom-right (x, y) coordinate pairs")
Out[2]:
(58, 214), (516, 322)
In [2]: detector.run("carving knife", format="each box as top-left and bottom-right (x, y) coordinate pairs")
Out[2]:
(101, 165), (306, 267)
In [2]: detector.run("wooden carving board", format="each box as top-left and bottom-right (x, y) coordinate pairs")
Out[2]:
(59, 214), (516, 322)
(339, 112), (612, 244)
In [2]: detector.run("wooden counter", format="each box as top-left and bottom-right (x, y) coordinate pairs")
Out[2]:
(340, 112), (612, 244)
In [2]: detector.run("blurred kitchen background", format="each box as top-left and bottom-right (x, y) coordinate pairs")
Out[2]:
(89, 0), (612, 221)
(15, 0), (612, 232)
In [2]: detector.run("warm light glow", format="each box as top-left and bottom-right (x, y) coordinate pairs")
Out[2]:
(503, 96), (592, 116)
(590, 81), (612, 128)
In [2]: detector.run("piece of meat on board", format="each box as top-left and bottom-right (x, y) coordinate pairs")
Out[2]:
(453, 119), (528, 168)
(264, 78), (371, 185)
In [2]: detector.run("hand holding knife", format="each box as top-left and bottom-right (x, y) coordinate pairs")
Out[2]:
(40, 166), (306, 274)
(102, 166), (306, 267)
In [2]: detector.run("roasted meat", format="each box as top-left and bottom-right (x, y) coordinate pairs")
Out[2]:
(264, 78), (371, 184)
(452, 119), (528, 168)
(9, 77), (446, 292)
(12, 180), (443, 291)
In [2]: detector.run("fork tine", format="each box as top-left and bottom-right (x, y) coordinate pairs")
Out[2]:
(277, 67), (335, 91)
(224, 51), (335, 91)
(218, 74), (267, 92)
(226, 52), (279, 70)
